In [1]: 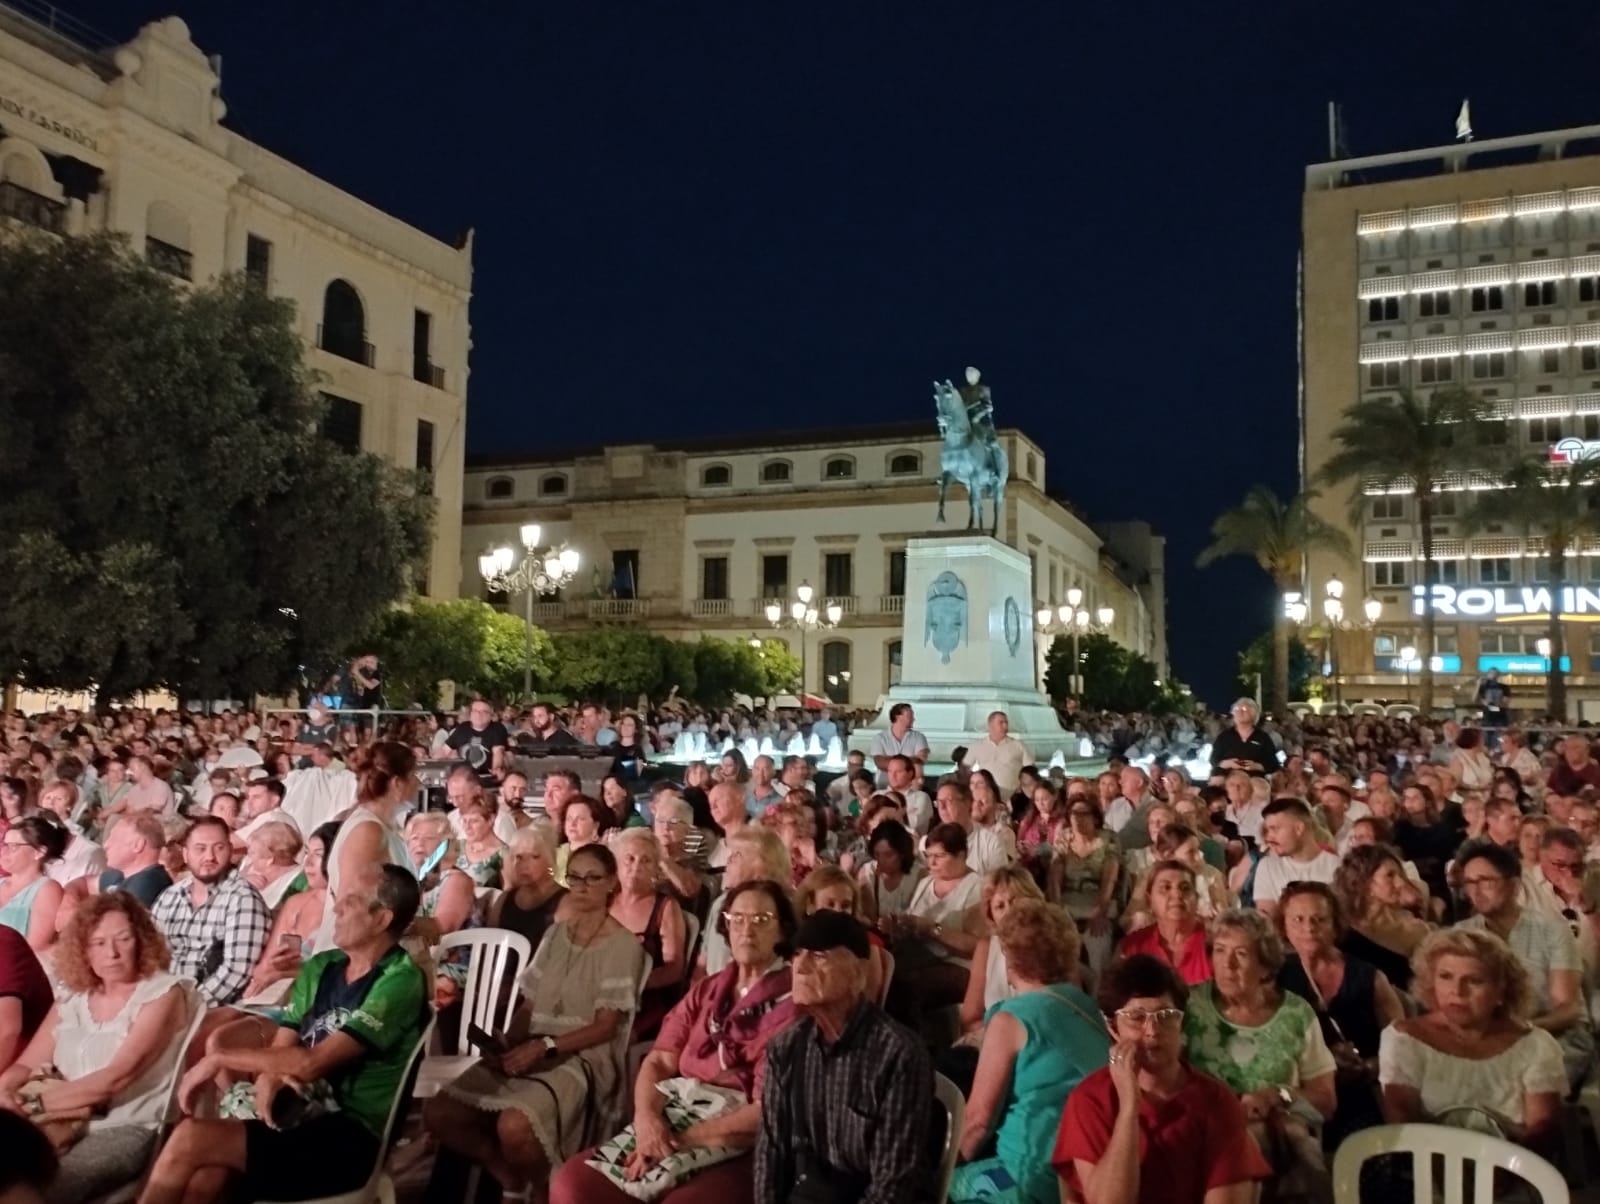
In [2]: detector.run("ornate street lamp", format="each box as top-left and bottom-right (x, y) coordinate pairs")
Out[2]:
(478, 523), (581, 699)
(764, 581), (842, 695)
(1036, 586), (1114, 702)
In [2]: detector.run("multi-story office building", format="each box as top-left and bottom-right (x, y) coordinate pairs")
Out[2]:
(1304, 122), (1600, 714)
(0, 9), (472, 595)
(463, 424), (1167, 706)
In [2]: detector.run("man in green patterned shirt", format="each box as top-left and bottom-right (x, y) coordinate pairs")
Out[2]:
(138, 863), (427, 1204)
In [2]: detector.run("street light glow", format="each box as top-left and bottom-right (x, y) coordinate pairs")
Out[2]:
(519, 523), (541, 551)
(1066, 586), (1084, 608)
(795, 581), (814, 606)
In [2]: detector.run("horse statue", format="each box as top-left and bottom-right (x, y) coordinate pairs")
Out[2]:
(933, 366), (1008, 535)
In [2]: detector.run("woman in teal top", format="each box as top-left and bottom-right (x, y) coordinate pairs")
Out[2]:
(950, 900), (1111, 1204)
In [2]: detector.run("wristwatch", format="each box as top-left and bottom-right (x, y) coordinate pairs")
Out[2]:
(542, 1036), (558, 1055)
(932, 922), (944, 937)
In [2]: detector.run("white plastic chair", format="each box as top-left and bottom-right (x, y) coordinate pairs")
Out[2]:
(252, 1012), (436, 1204)
(1332, 1122), (1569, 1204)
(877, 948), (895, 1007)
(680, 911), (701, 982)
(416, 928), (531, 1098)
(932, 1072), (965, 1204)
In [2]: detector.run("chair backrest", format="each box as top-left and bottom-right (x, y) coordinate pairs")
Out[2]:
(877, 948), (895, 1007)
(156, 983), (208, 1124)
(437, 928), (532, 1055)
(1332, 1122), (1569, 1204)
(352, 1013), (438, 1200)
(930, 1072), (965, 1204)
(680, 912), (701, 982)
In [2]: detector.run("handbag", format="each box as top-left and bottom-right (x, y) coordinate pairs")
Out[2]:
(16, 1068), (92, 1154)
(583, 1077), (747, 1202)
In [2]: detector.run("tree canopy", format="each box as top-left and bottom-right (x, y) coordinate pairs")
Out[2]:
(1044, 632), (1187, 713)
(0, 234), (433, 700)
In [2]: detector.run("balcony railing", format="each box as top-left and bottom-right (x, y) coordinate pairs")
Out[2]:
(145, 235), (192, 280)
(413, 358), (445, 389)
(316, 324), (376, 367)
(586, 598), (651, 621)
(529, 602), (565, 623)
(0, 181), (66, 233)
(876, 594), (905, 614)
(692, 599), (732, 618)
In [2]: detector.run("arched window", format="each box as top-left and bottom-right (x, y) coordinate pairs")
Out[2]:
(886, 639), (903, 687)
(0, 139), (65, 233)
(485, 477), (514, 500)
(887, 451), (921, 476)
(760, 459), (792, 484)
(821, 640), (852, 704)
(539, 474), (568, 497)
(145, 200), (192, 279)
(823, 456), (855, 481)
(321, 279), (371, 365)
(701, 463), (732, 487)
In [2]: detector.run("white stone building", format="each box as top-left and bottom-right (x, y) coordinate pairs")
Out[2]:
(463, 424), (1167, 706)
(0, 9), (472, 596)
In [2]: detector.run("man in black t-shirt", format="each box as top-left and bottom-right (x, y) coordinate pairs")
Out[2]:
(445, 699), (509, 777)
(1209, 698), (1280, 779)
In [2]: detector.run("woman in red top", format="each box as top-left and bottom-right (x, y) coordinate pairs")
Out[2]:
(550, 878), (799, 1204)
(1118, 861), (1213, 985)
(1053, 954), (1270, 1204)
(1016, 780), (1064, 883)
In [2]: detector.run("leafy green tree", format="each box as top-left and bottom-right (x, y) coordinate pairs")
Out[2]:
(1195, 486), (1351, 718)
(1460, 456), (1600, 721)
(550, 630), (667, 703)
(358, 599), (553, 709)
(1045, 633), (1166, 712)
(0, 234), (431, 701)
(477, 607), (558, 703)
(1235, 630), (1316, 705)
(749, 638), (802, 697)
(1318, 386), (1501, 712)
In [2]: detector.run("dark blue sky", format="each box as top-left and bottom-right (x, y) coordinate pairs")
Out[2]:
(65, 1), (1600, 704)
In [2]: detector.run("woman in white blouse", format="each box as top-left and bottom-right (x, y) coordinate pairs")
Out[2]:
(1380, 927), (1564, 1144)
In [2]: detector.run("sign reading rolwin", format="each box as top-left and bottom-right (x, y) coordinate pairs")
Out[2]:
(1412, 584), (1600, 617)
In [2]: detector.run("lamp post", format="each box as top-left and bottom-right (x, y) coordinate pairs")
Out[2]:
(1035, 586), (1114, 703)
(1318, 577), (1383, 710)
(764, 581), (842, 697)
(1400, 644), (1417, 703)
(477, 523), (581, 700)
(1537, 636), (1554, 716)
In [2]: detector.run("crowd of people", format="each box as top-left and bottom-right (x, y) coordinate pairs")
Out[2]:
(0, 693), (1596, 1202)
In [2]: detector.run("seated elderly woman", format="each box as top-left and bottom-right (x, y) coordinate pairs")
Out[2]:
(652, 794), (709, 916)
(796, 865), (887, 1004)
(403, 810), (479, 1010)
(1052, 954), (1271, 1204)
(1276, 881), (1404, 1149)
(549, 879), (800, 1204)
(240, 820), (338, 1007)
(1380, 927), (1565, 1146)
(0, 893), (195, 1204)
(699, 828), (792, 976)
(557, 795), (615, 884)
(883, 822), (985, 1030)
(610, 828), (689, 1041)
(1119, 859), (1213, 986)
(1334, 842), (1432, 994)
(1182, 908), (1338, 1202)
(425, 843), (650, 1200)
(240, 820), (303, 911)
(950, 900), (1110, 1204)
(0, 816), (67, 953)
(1122, 824), (1231, 932)
(486, 824), (567, 953)
(453, 796), (507, 889)
(763, 793), (823, 887)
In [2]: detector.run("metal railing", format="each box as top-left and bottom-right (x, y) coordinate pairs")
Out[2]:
(0, 181), (66, 233)
(1, 0), (116, 50)
(316, 324), (375, 367)
(413, 358), (445, 389)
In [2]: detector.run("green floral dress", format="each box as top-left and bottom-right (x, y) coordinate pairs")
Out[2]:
(1050, 831), (1118, 921)
(1182, 980), (1330, 1094)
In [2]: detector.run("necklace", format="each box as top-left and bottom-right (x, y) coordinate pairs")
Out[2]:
(549, 914), (608, 1018)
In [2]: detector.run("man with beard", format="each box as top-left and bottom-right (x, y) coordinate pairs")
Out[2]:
(151, 816), (272, 1007)
(445, 699), (510, 779)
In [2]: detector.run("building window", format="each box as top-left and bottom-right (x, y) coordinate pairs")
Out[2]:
(1371, 495), (1404, 521)
(887, 639), (903, 687)
(1581, 276), (1600, 303)
(539, 474), (568, 497)
(1524, 280), (1559, 307)
(823, 456), (854, 481)
(1418, 357), (1454, 384)
(1478, 557), (1513, 584)
(320, 280), (372, 365)
(1583, 346), (1600, 373)
(1583, 413), (1600, 440)
(821, 640), (852, 704)
(1529, 556), (1551, 583)
(888, 550), (906, 597)
(1436, 559), (1461, 585)
(1372, 562), (1407, 587)
(413, 309), (443, 387)
(145, 200), (192, 280)
(1368, 361), (1401, 389)
(1470, 285), (1505, 312)
(701, 463), (732, 487)
(1367, 296), (1400, 322)
(760, 460), (792, 484)
(1471, 352), (1507, 379)
(1540, 348), (1563, 374)
(1432, 491), (1458, 517)
(700, 556), (729, 601)
(824, 552), (853, 599)
(415, 420), (434, 494)
(245, 234), (271, 287)
(486, 477), (513, 500)
(1417, 291), (1451, 317)
(611, 550), (640, 599)
(887, 451), (921, 476)
(320, 393), (362, 453)
(1529, 416), (1563, 443)
(762, 554), (789, 599)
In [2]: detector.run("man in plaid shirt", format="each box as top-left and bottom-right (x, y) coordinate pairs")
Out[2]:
(152, 815), (271, 1006)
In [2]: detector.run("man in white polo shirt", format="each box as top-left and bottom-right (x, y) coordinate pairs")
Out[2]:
(869, 703), (930, 787)
(1251, 797), (1341, 916)
(961, 711), (1030, 797)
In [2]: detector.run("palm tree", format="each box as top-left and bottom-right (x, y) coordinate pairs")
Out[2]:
(1460, 455), (1600, 721)
(1197, 486), (1352, 717)
(1318, 385), (1502, 713)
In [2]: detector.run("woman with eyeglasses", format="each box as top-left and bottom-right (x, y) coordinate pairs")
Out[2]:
(549, 878), (797, 1204)
(1048, 797), (1120, 987)
(1052, 954), (1270, 1204)
(0, 816), (67, 953)
(426, 843), (649, 1202)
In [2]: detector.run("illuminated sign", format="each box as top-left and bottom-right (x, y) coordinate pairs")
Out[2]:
(1377, 654), (1462, 673)
(1411, 584), (1600, 617)
(1478, 654), (1570, 673)
(1551, 438), (1600, 465)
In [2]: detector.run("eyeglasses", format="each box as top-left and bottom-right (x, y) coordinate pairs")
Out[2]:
(1115, 1007), (1185, 1030)
(1547, 859), (1584, 873)
(725, 911), (775, 928)
(566, 872), (610, 887)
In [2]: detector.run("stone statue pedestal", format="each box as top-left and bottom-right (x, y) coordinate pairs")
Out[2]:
(849, 535), (1074, 766)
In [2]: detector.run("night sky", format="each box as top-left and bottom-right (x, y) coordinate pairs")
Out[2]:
(58, 1), (1600, 704)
